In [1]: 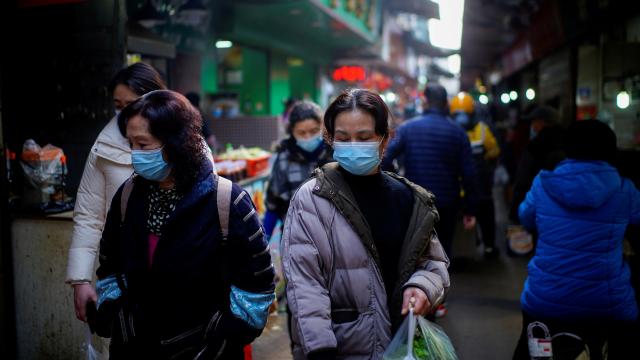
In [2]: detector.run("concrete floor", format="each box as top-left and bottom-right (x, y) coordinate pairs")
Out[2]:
(252, 188), (531, 360)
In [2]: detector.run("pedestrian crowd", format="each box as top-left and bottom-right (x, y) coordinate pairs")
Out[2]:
(65, 63), (639, 359)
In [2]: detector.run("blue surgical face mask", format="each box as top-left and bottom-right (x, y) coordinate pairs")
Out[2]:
(333, 140), (382, 176)
(296, 134), (323, 153)
(131, 147), (172, 181)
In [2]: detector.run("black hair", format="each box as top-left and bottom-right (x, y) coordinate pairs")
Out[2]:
(108, 62), (167, 96)
(565, 120), (617, 165)
(424, 83), (448, 111)
(324, 89), (391, 140)
(118, 90), (206, 192)
(185, 92), (201, 108)
(287, 101), (323, 134)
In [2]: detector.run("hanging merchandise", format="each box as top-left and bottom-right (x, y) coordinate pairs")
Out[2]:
(19, 139), (73, 213)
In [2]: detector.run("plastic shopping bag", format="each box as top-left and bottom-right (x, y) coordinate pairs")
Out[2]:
(383, 311), (458, 360)
(83, 326), (107, 360)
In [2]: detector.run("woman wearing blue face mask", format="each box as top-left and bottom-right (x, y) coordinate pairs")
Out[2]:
(264, 101), (333, 349)
(282, 89), (450, 360)
(66, 63), (166, 324)
(265, 101), (333, 225)
(96, 90), (274, 359)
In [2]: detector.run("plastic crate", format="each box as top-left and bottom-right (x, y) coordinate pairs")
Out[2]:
(245, 154), (271, 177)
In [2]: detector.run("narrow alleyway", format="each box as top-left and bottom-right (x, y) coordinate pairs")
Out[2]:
(251, 186), (530, 360)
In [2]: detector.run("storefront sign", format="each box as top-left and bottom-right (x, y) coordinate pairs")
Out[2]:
(332, 66), (366, 82)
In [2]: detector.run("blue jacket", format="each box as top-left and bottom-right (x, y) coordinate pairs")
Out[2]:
(382, 110), (477, 212)
(519, 160), (640, 322)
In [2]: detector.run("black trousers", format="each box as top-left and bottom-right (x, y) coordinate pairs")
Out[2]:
(477, 198), (496, 249)
(513, 311), (640, 360)
(435, 207), (458, 259)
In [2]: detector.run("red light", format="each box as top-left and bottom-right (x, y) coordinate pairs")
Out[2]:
(332, 66), (366, 82)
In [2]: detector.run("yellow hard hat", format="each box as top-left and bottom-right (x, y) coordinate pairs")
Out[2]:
(450, 92), (474, 114)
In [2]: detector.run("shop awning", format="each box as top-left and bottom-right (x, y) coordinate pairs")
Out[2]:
(402, 31), (458, 58)
(218, 0), (381, 63)
(386, 0), (439, 19)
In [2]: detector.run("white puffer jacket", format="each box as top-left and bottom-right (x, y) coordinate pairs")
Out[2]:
(66, 117), (218, 283)
(66, 118), (133, 283)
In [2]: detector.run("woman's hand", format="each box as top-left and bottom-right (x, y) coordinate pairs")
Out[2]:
(401, 287), (431, 316)
(73, 283), (97, 322)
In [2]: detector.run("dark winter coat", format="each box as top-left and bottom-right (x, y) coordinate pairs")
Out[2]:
(265, 137), (333, 220)
(97, 160), (275, 359)
(382, 109), (477, 213)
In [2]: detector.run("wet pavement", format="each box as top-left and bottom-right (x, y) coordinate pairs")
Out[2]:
(251, 187), (530, 360)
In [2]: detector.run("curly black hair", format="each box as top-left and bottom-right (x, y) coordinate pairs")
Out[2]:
(118, 90), (207, 192)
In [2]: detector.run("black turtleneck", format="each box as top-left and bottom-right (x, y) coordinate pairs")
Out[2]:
(338, 167), (414, 302)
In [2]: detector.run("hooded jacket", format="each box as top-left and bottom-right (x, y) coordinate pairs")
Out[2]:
(283, 163), (450, 359)
(519, 160), (640, 322)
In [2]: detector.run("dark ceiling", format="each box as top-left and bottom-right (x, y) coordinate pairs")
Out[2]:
(460, 0), (543, 89)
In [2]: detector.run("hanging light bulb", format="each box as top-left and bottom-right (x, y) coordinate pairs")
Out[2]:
(526, 88), (535, 100)
(617, 91), (630, 109)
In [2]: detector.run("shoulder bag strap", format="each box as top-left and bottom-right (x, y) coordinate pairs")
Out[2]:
(216, 175), (233, 241)
(120, 175), (136, 223)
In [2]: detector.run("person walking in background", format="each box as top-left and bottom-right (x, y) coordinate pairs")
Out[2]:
(263, 100), (333, 350)
(450, 92), (501, 257)
(96, 90), (274, 358)
(66, 62), (166, 323)
(264, 101), (333, 226)
(382, 83), (477, 261)
(509, 105), (565, 223)
(283, 89), (449, 360)
(513, 120), (640, 359)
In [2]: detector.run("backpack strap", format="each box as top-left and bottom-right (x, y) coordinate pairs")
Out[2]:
(120, 175), (136, 223)
(216, 175), (233, 241)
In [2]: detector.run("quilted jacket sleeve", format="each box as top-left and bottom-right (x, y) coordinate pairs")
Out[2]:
(66, 150), (107, 283)
(404, 230), (450, 308)
(519, 175), (540, 231)
(282, 181), (337, 356)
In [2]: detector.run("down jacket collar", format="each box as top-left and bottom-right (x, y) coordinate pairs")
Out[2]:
(94, 117), (132, 165)
(311, 162), (442, 315)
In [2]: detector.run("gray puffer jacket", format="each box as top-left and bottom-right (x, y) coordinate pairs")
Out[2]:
(283, 163), (450, 360)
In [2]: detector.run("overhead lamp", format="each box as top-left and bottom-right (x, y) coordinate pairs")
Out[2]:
(176, 0), (209, 27)
(501, 93), (510, 104)
(215, 40), (233, 49)
(135, 0), (166, 28)
(385, 92), (397, 102)
(479, 94), (489, 105)
(526, 88), (535, 100)
(509, 91), (518, 101)
(616, 91), (630, 109)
